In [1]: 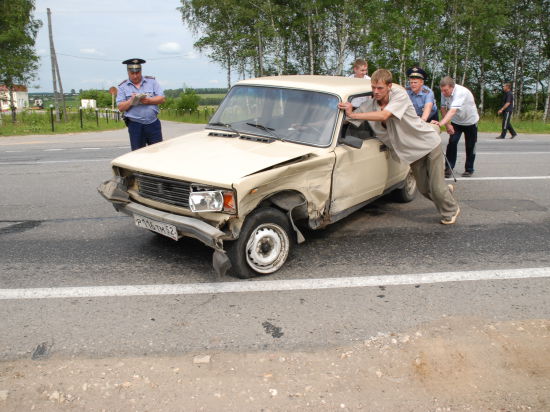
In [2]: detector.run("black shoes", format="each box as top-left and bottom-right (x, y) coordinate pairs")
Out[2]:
(495, 136), (504, 139)
(444, 169), (452, 178)
(461, 171), (474, 177)
(511, 134), (518, 139)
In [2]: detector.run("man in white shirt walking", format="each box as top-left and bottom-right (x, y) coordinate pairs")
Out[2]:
(433, 76), (479, 177)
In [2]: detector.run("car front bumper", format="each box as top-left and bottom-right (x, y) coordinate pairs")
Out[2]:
(98, 178), (226, 251)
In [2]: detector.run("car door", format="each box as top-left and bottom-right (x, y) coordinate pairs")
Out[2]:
(329, 117), (389, 219)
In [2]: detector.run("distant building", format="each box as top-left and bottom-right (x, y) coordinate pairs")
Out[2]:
(81, 99), (97, 109)
(0, 85), (29, 111)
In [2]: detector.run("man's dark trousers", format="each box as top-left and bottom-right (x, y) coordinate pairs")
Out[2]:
(128, 118), (163, 151)
(445, 122), (477, 173)
(499, 111), (517, 138)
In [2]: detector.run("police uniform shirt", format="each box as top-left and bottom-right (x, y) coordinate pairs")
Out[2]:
(348, 85), (441, 165)
(406, 85), (437, 118)
(116, 76), (164, 124)
(503, 90), (514, 112)
(440, 84), (479, 126)
(347, 73), (371, 108)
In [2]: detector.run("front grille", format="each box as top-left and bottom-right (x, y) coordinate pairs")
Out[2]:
(134, 173), (192, 208)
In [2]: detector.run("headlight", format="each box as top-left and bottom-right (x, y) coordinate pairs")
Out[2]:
(189, 190), (236, 213)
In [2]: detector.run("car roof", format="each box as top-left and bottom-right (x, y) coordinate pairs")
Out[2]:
(236, 75), (373, 98)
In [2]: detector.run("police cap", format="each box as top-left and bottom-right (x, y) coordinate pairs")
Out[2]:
(406, 66), (427, 80)
(122, 58), (146, 72)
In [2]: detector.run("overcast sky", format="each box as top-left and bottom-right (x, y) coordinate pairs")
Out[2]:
(31, 0), (229, 93)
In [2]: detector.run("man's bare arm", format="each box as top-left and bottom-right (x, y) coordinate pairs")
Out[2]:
(421, 102), (433, 122)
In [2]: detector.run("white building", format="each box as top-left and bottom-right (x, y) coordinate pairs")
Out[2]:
(0, 85), (29, 111)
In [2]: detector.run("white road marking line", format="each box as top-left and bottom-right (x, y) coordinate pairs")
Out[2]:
(44, 148), (65, 151)
(1, 267), (549, 300)
(81, 147), (101, 150)
(446, 176), (550, 181)
(0, 159), (110, 165)
(478, 151), (550, 155)
(5, 150), (23, 153)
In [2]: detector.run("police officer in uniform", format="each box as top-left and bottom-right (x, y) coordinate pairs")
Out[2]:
(117, 58), (165, 151)
(405, 66), (438, 123)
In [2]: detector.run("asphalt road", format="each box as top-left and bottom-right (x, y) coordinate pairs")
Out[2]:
(1, 122), (549, 361)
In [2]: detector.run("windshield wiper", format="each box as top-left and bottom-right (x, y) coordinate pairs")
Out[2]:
(245, 122), (284, 141)
(206, 122), (240, 136)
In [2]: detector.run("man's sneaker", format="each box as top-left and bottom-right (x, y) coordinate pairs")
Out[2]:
(441, 207), (460, 225)
(462, 171), (473, 177)
(444, 169), (452, 178)
(495, 136), (505, 139)
(511, 134), (518, 139)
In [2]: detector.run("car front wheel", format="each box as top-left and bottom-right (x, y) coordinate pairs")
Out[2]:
(227, 208), (293, 279)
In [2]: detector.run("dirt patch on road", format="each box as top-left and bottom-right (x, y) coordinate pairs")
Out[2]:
(1, 316), (549, 411)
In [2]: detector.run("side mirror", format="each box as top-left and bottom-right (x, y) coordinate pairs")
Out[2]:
(338, 134), (363, 149)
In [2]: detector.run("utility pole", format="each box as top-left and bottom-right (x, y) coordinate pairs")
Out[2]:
(47, 8), (67, 122)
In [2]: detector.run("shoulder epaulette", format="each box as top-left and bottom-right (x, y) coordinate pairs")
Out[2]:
(118, 79), (126, 86)
(145, 75), (155, 80)
(422, 87), (430, 93)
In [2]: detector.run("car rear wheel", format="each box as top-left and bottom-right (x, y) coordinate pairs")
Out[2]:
(392, 169), (417, 203)
(227, 208), (293, 279)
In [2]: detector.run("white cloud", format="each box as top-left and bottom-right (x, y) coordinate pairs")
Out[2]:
(157, 42), (182, 54)
(80, 48), (104, 56)
(37, 48), (48, 56)
(208, 79), (219, 84)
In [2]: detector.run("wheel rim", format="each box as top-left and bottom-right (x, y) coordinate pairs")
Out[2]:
(405, 170), (416, 195)
(245, 223), (290, 274)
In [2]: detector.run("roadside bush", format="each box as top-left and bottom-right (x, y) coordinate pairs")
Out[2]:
(79, 89), (112, 107)
(175, 89), (201, 111)
(519, 110), (544, 121)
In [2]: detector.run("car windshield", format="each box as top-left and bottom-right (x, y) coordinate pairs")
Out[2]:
(208, 85), (339, 147)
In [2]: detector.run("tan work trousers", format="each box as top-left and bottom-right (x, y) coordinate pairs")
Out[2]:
(410, 147), (459, 219)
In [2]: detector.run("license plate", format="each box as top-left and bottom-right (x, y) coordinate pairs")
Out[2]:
(134, 214), (179, 240)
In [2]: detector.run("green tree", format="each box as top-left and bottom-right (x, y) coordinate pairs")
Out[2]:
(0, 0), (41, 122)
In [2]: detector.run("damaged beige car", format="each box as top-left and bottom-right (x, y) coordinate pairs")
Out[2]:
(98, 75), (416, 278)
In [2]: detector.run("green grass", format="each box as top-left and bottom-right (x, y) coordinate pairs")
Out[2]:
(478, 116), (550, 134)
(0, 109), (125, 136)
(197, 93), (226, 99)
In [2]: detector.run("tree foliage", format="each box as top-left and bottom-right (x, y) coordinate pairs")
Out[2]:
(78, 90), (112, 107)
(0, 0), (41, 121)
(163, 88), (201, 111)
(179, 0), (550, 117)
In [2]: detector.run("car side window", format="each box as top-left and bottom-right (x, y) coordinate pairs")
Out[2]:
(340, 119), (376, 141)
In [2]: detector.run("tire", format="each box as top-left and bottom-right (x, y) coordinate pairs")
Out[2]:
(391, 169), (417, 203)
(226, 207), (293, 279)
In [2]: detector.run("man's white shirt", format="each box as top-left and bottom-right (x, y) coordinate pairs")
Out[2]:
(441, 84), (479, 125)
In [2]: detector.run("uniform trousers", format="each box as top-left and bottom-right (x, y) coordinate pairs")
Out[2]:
(128, 118), (163, 151)
(410, 147), (459, 219)
(445, 122), (477, 173)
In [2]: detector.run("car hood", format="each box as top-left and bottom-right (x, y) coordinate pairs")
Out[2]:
(112, 130), (327, 186)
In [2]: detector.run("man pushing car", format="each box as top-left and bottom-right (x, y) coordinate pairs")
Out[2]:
(338, 69), (460, 225)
